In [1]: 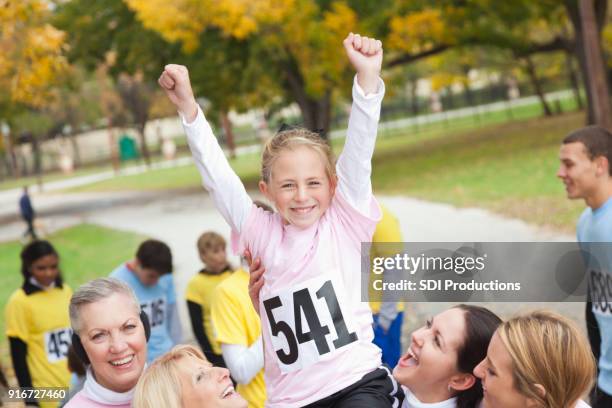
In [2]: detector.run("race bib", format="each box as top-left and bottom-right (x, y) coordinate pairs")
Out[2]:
(141, 298), (166, 328)
(262, 276), (358, 373)
(590, 269), (612, 316)
(45, 328), (72, 363)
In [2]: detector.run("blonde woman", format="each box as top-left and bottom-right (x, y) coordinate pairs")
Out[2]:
(474, 310), (596, 408)
(133, 345), (247, 408)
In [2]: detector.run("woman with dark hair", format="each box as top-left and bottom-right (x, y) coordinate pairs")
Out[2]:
(393, 305), (502, 408)
(4, 240), (72, 407)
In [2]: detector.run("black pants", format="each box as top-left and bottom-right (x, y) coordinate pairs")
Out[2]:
(592, 387), (612, 408)
(303, 367), (404, 408)
(23, 218), (37, 240)
(586, 301), (601, 403)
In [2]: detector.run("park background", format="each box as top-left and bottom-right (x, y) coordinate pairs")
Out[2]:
(1, 0), (611, 394)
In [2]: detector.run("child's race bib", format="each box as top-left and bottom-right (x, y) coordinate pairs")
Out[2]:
(44, 327), (72, 363)
(262, 275), (358, 373)
(140, 297), (166, 328)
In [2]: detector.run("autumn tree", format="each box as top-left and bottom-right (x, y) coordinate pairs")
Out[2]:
(55, 0), (183, 162)
(388, 0), (610, 124)
(124, 0), (378, 137)
(0, 0), (70, 178)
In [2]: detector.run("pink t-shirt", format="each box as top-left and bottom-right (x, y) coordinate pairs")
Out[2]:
(238, 191), (382, 406)
(183, 76), (386, 407)
(64, 391), (131, 408)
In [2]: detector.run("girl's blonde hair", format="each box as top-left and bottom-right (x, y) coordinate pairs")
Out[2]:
(497, 310), (596, 408)
(132, 345), (207, 408)
(261, 128), (336, 183)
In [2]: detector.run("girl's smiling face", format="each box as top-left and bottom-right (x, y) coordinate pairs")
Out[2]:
(259, 145), (335, 229)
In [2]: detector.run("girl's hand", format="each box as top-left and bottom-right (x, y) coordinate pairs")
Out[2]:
(343, 33), (383, 95)
(158, 64), (199, 122)
(245, 249), (265, 315)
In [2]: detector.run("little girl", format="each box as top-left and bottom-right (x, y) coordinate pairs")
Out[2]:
(5, 240), (72, 408)
(159, 33), (401, 407)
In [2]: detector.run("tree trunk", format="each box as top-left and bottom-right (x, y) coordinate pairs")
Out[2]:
(68, 132), (82, 168)
(564, 0), (609, 125)
(463, 82), (475, 107)
(289, 90), (332, 139)
(524, 56), (553, 116)
(220, 111), (236, 159)
(281, 55), (333, 139)
(410, 75), (419, 116)
(565, 50), (584, 110)
(2, 130), (19, 177)
(137, 124), (151, 166)
(108, 127), (120, 173)
(578, 0), (612, 129)
(445, 88), (455, 110)
(31, 137), (43, 189)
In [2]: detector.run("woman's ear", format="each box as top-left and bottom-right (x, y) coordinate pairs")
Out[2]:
(449, 373), (476, 392)
(524, 384), (546, 407)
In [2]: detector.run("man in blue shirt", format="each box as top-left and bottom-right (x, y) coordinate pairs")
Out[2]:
(110, 239), (182, 362)
(558, 125), (612, 408)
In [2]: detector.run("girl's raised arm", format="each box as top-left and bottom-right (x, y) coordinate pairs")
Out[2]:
(336, 34), (385, 214)
(159, 65), (252, 232)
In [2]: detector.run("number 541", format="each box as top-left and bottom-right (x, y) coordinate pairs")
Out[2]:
(263, 280), (357, 365)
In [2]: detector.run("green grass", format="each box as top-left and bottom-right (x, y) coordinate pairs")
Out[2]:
(372, 110), (586, 231)
(0, 224), (146, 376)
(65, 152), (262, 193)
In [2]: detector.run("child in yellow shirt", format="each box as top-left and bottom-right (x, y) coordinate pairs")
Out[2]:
(186, 231), (234, 367)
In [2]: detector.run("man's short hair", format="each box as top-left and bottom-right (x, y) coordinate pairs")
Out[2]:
(136, 239), (173, 275)
(563, 126), (612, 176)
(197, 231), (226, 254)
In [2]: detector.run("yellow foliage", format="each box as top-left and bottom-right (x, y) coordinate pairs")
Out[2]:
(209, 0), (293, 39)
(604, 23), (612, 68)
(127, 0), (358, 99)
(0, 0), (69, 109)
(124, 0), (209, 53)
(430, 72), (458, 92)
(388, 9), (451, 54)
(278, 1), (357, 96)
(125, 0), (295, 51)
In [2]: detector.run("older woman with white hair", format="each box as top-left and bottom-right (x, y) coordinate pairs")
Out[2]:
(64, 277), (149, 408)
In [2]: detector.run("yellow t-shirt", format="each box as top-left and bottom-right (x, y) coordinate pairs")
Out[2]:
(185, 269), (233, 354)
(369, 204), (405, 313)
(211, 269), (266, 408)
(5, 284), (73, 408)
